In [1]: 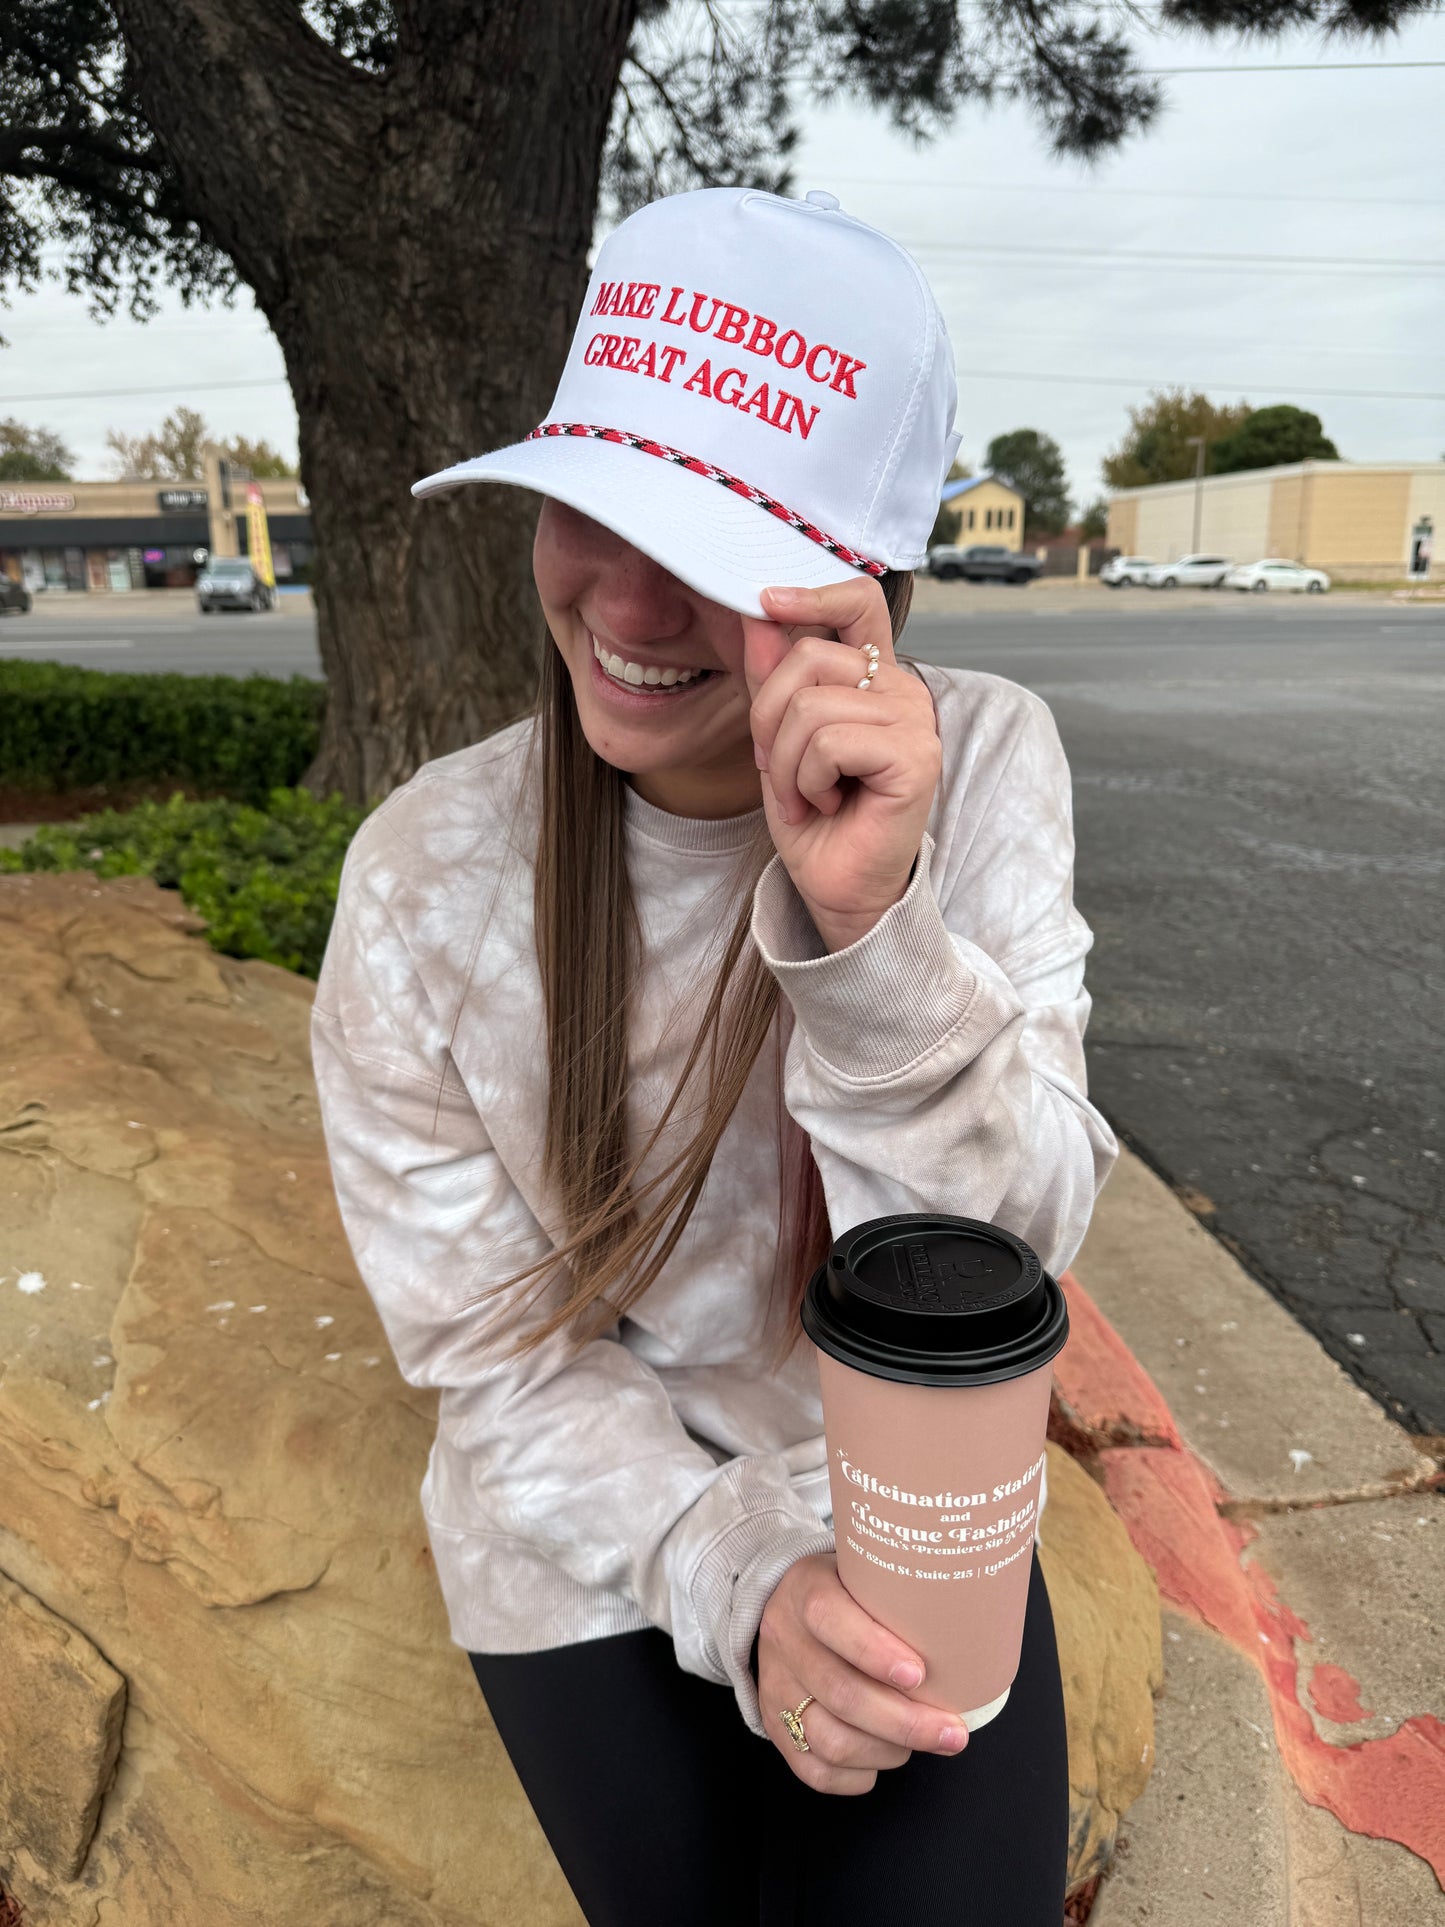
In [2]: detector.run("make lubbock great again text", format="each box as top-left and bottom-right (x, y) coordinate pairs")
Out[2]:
(584, 279), (869, 441)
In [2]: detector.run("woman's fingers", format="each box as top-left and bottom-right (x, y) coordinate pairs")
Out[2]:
(760, 580), (896, 667)
(796, 1625), (971, 1759)
(796, 1561), (927, 1690)
(764, 681), (912, 819)
(757, 1553), (968, 1796)
(774, 1692), (906, 1795)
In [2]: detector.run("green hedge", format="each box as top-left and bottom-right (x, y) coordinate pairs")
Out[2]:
(0, 660), (325, 803)
(0, 789), (367, 977)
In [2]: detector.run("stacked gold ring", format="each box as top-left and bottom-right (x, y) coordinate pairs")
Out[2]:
(856, 642), (881, 690)
(779, 1693), (815, 1752)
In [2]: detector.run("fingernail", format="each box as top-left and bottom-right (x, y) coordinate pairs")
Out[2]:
(754, 741), (768, 771)
(940, 1724), (969, 1751)
(763, 585), (809, 607)
(891, 1662), (923, 1688)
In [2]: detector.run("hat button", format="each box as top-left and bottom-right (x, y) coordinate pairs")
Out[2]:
(803, 188), (841, 211)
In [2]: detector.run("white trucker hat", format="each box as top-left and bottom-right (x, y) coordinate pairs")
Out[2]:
(411, 185), (962, 618)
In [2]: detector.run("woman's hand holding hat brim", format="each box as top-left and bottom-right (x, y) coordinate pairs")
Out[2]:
(743, 578), (942, 954)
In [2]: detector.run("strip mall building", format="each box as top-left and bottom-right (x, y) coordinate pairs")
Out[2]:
(0, 476), (312, 594)
(1106, 460), (1442, 581)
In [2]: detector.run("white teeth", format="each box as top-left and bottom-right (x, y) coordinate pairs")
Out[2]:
(590, 633), (707, 690)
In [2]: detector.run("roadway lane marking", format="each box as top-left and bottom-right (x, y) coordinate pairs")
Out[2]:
(0, 639), (135, 651)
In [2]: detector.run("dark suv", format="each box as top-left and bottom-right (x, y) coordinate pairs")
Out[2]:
(925, 544), (1042, 585)
(0, 575), (33, 615)
(196, 558), (275, 613)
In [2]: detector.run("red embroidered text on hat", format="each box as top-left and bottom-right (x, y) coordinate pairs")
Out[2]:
(411, 185), (962, 618)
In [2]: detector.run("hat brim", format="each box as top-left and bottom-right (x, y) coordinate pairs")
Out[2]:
(410, 433), (870, 619)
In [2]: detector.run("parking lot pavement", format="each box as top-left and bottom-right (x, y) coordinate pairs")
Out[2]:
(905, 576), (1409, 617)
(912, 598), (1445, 1442)
(0, 589), (323, 677)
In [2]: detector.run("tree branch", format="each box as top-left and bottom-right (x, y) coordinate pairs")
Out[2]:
(0, 124), (165, 176)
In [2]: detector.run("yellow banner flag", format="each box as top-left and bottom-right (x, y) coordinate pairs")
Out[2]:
(245, 482), (275, 587)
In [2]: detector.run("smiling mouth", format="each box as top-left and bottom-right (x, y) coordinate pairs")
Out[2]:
(590, 633), (720, 694)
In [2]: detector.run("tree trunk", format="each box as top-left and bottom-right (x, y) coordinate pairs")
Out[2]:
(114, 0), (640, 802)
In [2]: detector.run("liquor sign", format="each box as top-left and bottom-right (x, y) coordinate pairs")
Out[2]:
(158, 488), (208, 512)
(0, 489), (75, 515)
(245, 482), (275, 587)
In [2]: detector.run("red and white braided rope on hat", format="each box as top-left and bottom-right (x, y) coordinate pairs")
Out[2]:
(524, 422), (889, 580)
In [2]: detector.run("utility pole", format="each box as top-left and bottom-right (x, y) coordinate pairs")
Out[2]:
(1185, 436), (1207, 552)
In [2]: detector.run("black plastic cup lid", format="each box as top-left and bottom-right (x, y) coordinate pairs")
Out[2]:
(801, 1213), (1068, 1387)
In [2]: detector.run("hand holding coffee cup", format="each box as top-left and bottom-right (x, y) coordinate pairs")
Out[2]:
(803, 1214), (1069, 1741)
(758, 1551), (970, 1794)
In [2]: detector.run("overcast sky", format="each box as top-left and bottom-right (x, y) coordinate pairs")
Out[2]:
(2, 6), (1440, 511)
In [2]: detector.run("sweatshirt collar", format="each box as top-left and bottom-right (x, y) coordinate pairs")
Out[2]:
(623, 778), (766, 854)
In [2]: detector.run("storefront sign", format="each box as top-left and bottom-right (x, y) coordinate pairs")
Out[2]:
(158, 488), (208, 512)
(0, 488), (75, 515)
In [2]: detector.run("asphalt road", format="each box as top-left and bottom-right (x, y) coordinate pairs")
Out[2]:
(910, 599), (1445, 1442)
(0, 595), (325, 679)
(5, 590), (1442, 1436)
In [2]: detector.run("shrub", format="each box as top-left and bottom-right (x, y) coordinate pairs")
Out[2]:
(0, 788), (367, 978)
(0, 660), (324, 804)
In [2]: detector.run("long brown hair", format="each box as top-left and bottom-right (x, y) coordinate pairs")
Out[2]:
(463, 569), (916, 1375)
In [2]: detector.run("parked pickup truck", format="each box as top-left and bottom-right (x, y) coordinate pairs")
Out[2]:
(925, 544), (1042, 585)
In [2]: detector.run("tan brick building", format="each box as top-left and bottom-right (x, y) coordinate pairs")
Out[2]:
(1105, 460), (1442, 582)
(0, 475), (311, 594)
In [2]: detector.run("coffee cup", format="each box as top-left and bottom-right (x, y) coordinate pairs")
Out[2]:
(802, 1213), (1068, 1732)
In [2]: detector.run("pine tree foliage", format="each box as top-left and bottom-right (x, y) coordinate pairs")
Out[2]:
(5, 0), (1428, 332)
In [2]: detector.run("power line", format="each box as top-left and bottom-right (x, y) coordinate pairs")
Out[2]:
(1136, 59), (1445, 73)
(906, 238), (1445, 272)
(3, 369), (1438, 411)
(951, 330), (1437, 364)
(954, 368), (1444, 401)
(825, 174), (1444, 212)
(0, 375), (288, 405)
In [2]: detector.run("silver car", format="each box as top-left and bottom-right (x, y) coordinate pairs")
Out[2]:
(196, 558), (275, 613)
(1099, 555), (1155, 588)
(1143, 553), (1232, 590)
(1222, 559), (1330, 594)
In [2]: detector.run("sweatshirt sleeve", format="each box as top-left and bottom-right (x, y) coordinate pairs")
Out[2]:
(748, 683), (1118, 1283)
(310, 816), (833, 1741)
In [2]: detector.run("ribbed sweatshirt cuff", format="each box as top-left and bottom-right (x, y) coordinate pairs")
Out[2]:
(689, 1511), (837, 1741)
(750, 831), (1023, 1079)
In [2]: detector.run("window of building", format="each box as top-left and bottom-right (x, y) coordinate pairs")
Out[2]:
(1006, 507), (1015, 529)
(967, 508), (975, 530)
(985, 508), (993, 530)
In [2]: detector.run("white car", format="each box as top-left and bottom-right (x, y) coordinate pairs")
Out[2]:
(1099, 556), (1155, 587)
(1143, 553), (1232, 589)
(1223, 558), (1330, 594)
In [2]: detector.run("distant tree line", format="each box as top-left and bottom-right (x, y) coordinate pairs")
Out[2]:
(923, 392), (1340, 552)
(0, 406), (296, 483)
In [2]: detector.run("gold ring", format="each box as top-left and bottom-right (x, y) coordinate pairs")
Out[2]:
(779, 1693), (815, 1752)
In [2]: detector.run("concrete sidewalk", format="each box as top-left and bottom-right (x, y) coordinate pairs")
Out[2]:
(1056, 1148), (1444, 1924)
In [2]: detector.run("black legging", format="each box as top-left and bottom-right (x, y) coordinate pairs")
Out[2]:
(468, 1544), (1068, 1925)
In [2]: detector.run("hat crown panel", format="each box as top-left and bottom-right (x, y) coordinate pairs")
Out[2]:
(546, 187), (956, 569)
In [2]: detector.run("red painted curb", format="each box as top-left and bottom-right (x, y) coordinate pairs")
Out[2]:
(1054, 1268), (1445, 1889)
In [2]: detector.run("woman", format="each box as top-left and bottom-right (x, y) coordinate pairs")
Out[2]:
(312, 184), (1117, 1925)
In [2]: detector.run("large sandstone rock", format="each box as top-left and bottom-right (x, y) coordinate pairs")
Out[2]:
(0, 874), (1161, 1921)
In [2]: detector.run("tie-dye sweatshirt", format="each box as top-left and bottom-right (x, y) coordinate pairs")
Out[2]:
(309, 659), (1117, 1741)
